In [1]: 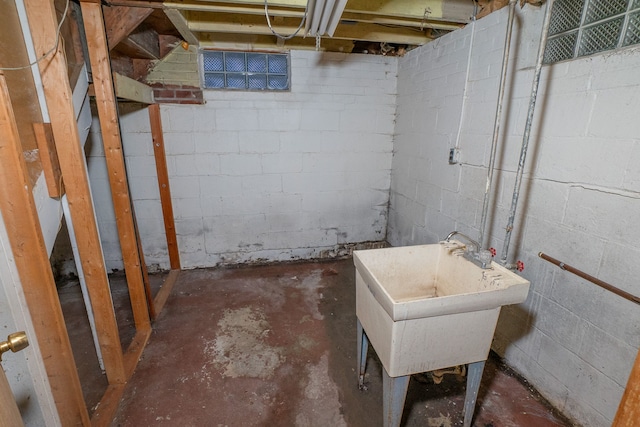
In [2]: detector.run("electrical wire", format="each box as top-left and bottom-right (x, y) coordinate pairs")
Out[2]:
(0, 0), (70, 71)
(264, 0), (307, 40)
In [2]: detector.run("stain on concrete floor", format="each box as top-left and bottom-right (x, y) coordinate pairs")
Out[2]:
(110, 260), (573, 427)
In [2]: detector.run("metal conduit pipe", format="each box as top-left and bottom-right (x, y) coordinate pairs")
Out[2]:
(478, 0), (518, 249)
(500, 0), (555, 266)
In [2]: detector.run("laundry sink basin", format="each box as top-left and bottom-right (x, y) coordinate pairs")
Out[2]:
(354, 241), (530, 377)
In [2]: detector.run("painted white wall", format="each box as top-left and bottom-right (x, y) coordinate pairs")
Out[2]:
(89, 50), (397, 270)
(389, 5), (640, 426)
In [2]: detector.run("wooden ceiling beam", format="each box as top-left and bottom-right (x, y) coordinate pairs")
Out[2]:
(164, 8), (199, 45)
(198, 32), (354, 52)
(103, 5), (154, 50)
(164, 2), (462, 31)
(166, 0), (472, 22)
(187, 13), (433, 45)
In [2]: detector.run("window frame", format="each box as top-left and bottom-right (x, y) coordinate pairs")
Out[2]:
(200, 50), (291, 92)
(544, 0), (640, 64)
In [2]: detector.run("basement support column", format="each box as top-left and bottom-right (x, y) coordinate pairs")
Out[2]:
(0, 72), (90, 426)
(80, 0), (152, 332)
(23, 0), (126, 385)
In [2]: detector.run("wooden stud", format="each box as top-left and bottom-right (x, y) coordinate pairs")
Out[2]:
(103, 5), (153, 50)
(153, 269), (180, 315)
(164, 9), (199, 46)
(0, 72), (90, 426)
(132, 202), (157, 320)
(613, 349), (640, 427)
(0, 367), (24, 427)
(23, 0), (126, 385)
(149, 104), (181, 270)
(90, 328), (151, 427)
(80, 1), (152, 333)
(33, 122), (63, 198)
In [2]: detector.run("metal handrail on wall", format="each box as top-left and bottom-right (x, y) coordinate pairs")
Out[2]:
(538, 252), (640, 306)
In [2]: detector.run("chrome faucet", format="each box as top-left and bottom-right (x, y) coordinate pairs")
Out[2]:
(445, 231), (492, 269)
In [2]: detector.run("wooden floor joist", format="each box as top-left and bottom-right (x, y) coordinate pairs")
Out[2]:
(80, 1), (152, 333)
(0, 72), (90, 426)
(24, 1), (126, 385)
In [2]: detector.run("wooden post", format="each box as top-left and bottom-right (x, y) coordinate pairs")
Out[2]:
(613, 349), (640, 426)
(23, 1), (126, 385)
(149, 104), (181, 270)
(0, 366), (24, 427)
(0, 72), (90, 426)
(80, 1), (151, 332)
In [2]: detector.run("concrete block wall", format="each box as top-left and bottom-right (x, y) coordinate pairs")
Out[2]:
(389, 5), (640, 426)
(89, 50), (396, 270)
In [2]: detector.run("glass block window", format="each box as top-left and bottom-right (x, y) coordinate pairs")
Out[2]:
(201, 51), (290, 91)
(545, 0), (640, 63)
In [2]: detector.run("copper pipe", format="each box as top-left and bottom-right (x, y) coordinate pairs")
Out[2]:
(538, 252), (640, 306)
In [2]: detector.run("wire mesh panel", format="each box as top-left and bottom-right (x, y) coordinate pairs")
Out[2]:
(248, 74), (268, 89)
(203, 51), (224, 72)
(204, 73), (225, 88)
(548, 0), (585, 35)
(202, 51), (289, 91)
(268, 75), (289, 90)
(584, 0), (628, 24)
(624, 10), (640, 46)
(544, 32), (578, 63)
(226, 73), (246, 89)
(224, 53), (245, 72)
(268, 55), (288, 74)
(546, 0), (640, 63)
(578, 18), (624, 56)
(247, 54), (267, 73)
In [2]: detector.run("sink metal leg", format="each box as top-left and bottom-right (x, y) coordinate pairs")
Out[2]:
(463, 360), (486, 427)
(382, 369), (410, 427)
(357, 318), (369, 389)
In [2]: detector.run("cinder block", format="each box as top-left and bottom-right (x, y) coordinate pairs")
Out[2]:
(216, 109), (259, 131)
(241, 174), (282, 195)
(167, 176), (200, 199)
(238, 131), (280, 153)
(164, 133), (195, 155)
(261, 153), (303, 174)
(588, 87), (640, 140)
(578, 321), (638, 387)
(194, 131), (239, 154)
(300, 109), (340, 131)
(195, 154), (221, 175)
(126, 156), (159, 178)
(564, 186), (640, 247)
(172, 197), (203, 219)
(258, 108), (301, 131)
(198, 175), (242, 197)
(219, 153), (262, 175)
(128, 176), (161, 200)
(121, 133), (152, 156)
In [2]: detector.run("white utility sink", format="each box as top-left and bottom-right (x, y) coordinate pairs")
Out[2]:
(354, 240), (530, 377)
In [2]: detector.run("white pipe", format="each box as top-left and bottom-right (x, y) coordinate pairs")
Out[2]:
(500, 0), (555, 265)
(478, 0), (518, 248)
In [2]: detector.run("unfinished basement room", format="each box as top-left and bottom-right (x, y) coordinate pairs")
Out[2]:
(1, 0), (639, 426)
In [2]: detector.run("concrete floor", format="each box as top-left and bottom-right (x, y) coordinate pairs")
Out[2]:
(99, 259), (574, 427)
